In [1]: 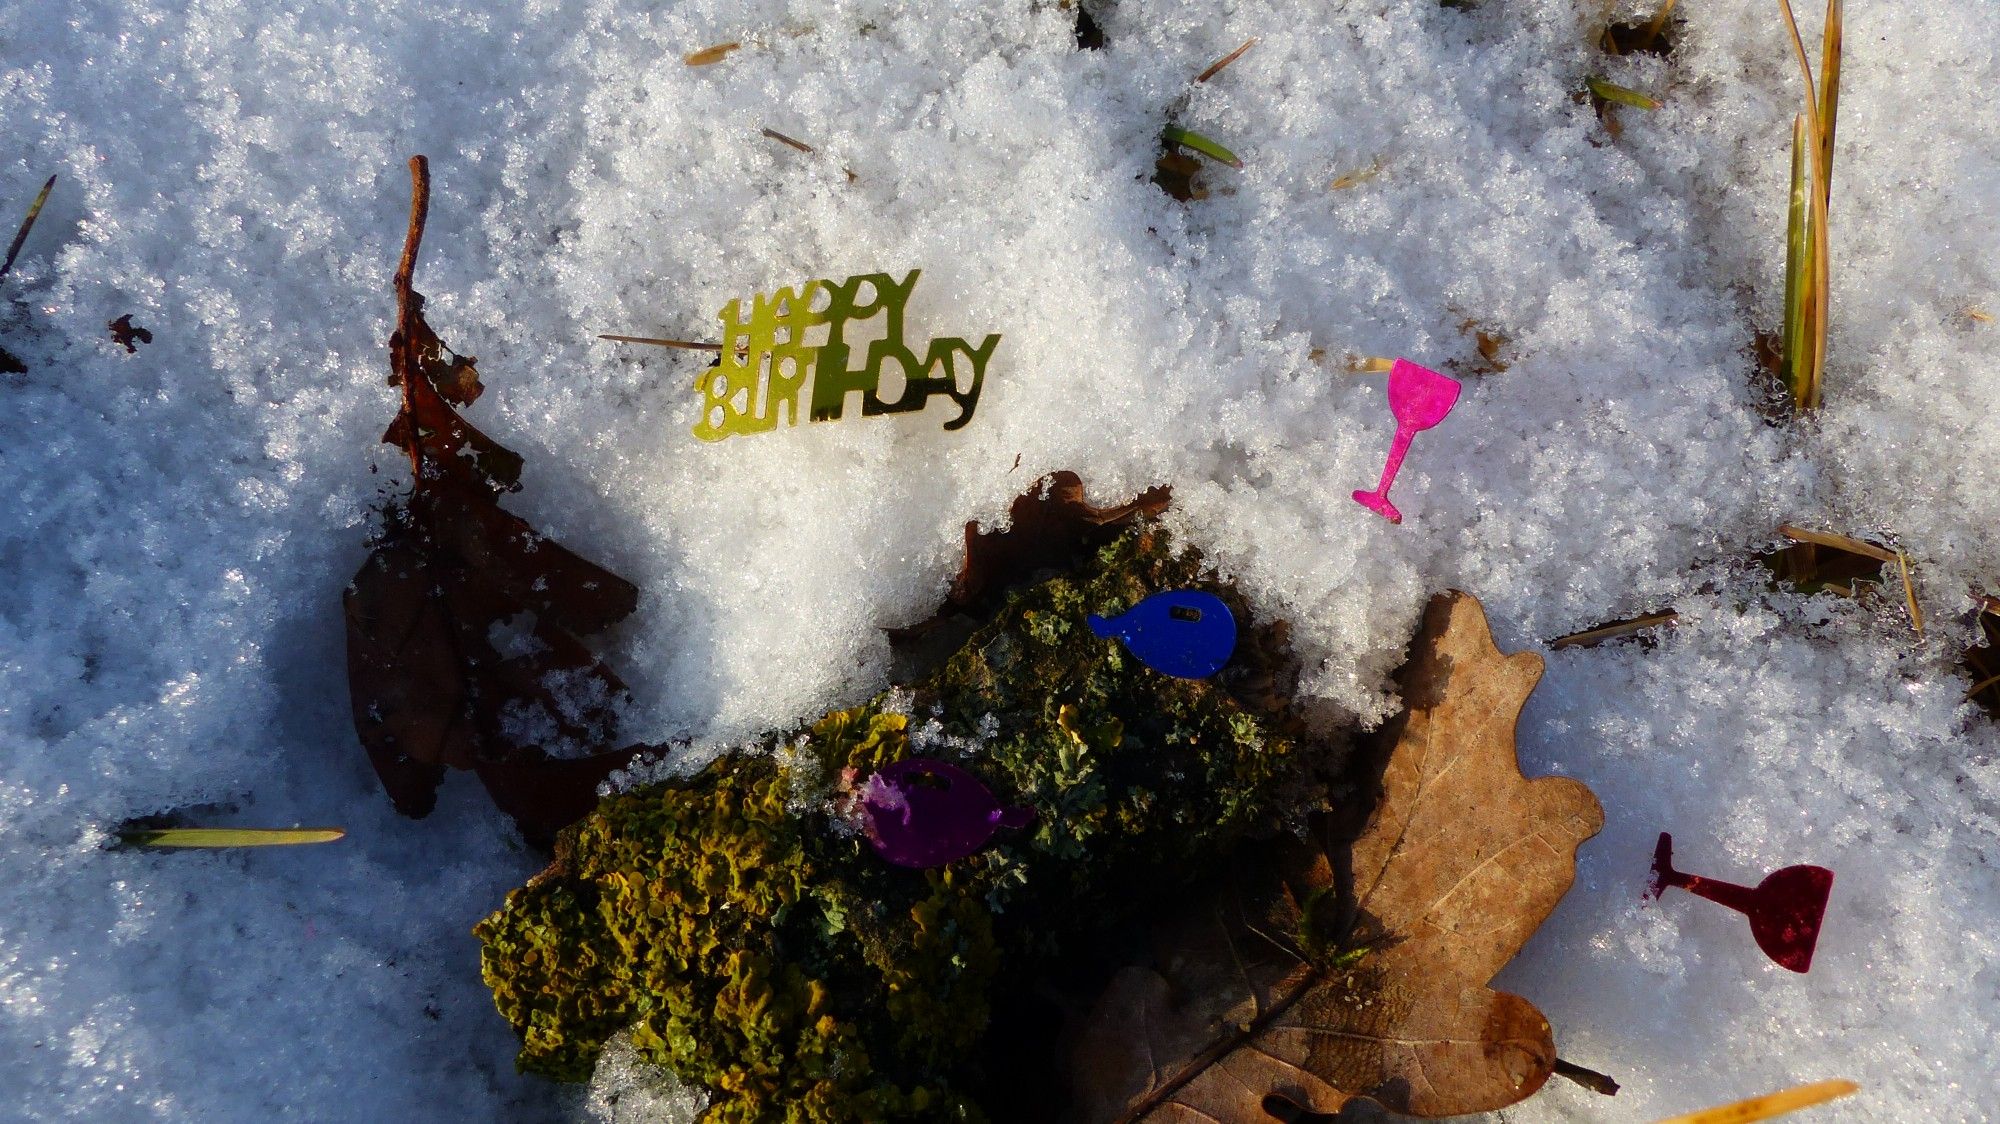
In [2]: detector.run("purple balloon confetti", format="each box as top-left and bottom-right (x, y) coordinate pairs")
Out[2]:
(861, 758), (1033, 869)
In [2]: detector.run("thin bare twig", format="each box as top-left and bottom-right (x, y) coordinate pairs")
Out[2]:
(598, 334), (724, 352)
(761, 127), (815, 154)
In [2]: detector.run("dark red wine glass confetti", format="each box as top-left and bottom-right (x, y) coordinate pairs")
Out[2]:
(1648, 832), (1833, 973)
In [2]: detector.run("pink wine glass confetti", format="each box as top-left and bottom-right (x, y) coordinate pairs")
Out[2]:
(1352, 358), (1462, 524)
(1648, 832), (1834, 973)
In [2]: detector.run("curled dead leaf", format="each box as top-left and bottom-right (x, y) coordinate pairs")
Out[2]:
(1071, 592), (1604, 1121)
(888, 471), (1172, 677)
(948, 471), (1171, 612)
(108, 314), (153, 353)
(344, 157), (645, 843)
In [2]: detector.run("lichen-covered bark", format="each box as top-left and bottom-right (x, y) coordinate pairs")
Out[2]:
(474, 525), (1338, 1121)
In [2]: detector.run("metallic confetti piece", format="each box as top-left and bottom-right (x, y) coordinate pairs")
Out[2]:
(693, 270), (998, 441)
(1352, 358), (1461, 525)
(862, 759), (1033, 869)
(1088, 590), (1237, 680)
(1649, 832), (1833, 973)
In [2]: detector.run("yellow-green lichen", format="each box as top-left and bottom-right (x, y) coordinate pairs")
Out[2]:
(475, 525), (1327, 1120)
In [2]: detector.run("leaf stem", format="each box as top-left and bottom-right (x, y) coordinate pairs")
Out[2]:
(394, 156), (431, 482)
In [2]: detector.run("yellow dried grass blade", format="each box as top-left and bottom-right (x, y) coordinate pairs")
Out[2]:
(1551, 610), (1680, 650)
(1640, 0), (1680, 52)
(1330, 159), (1384, 190)
(1818, 1), (1842, 201)
(1650, 1078), (1859, 1124)
(1775, 0), (1833, 410)
(119, 827), (346, 849)
(1780, 115), (1813, 408)
(1776, 523), (1897, 562)
(684, 42), (740, 66)
(1808, 0), (1840, 408)
(1896, 551), (1924, 636)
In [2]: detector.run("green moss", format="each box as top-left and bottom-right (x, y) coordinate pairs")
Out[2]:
(475, 525), (1328, 1120)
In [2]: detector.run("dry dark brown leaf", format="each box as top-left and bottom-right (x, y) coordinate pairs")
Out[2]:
(344, 156), (644, 843)
(886, 471), (1171, 680)
(108, 314), (153, 353)
(1153, 152), (1206, 202)
(1965, 598), (2000, 720)
(1071, 592), (1603, 1121)
(948, 470), (1171, 612)
(1449, 319), (1512, 375)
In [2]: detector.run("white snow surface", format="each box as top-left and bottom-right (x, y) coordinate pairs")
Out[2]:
(2, 0), (1996, 1119)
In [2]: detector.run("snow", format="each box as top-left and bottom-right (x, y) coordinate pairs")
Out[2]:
(2, 0), (1996, 1119)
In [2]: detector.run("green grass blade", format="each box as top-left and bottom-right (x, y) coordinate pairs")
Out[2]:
(1162, 125), (1242, 169)
(118, 827), (347, 849)
(1586, 77), (1662, 110)
(1, 174), (56, 284)
(1780, 115), (1813, 409)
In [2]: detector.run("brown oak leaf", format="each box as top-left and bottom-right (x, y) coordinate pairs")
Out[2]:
(1071, 591), (1604, 1121)
(343, 157), (644, 844)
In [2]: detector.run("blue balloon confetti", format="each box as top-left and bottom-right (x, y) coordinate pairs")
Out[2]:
(1087, 590), (1238, 679)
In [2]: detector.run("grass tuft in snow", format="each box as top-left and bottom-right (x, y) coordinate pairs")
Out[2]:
(1776, 0), (1843, 411)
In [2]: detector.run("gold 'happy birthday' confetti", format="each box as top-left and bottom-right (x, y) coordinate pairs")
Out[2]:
(691, 270), (998, 442)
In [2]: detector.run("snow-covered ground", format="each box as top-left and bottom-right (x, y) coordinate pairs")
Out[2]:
(3, 0), (1996, 1119)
